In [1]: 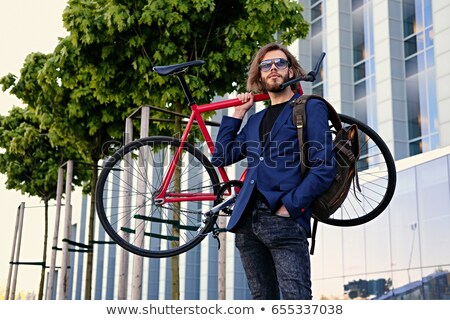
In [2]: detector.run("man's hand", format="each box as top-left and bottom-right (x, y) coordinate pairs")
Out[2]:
(232, 92), (254, 119)
(275, 205), (290, 218)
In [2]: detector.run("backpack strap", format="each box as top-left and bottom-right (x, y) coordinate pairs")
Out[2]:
(310, 218), (318, 255)
(292, 95), (319, 255)
(292, 94), (340, 256)
(292, 97), (307, 177)
(292, 94), (343, 178)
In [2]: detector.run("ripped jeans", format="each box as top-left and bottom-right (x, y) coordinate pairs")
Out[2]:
(234, 198), (312, 300)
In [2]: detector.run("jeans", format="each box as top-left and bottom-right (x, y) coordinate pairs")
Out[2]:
(234, 198), (312, 300)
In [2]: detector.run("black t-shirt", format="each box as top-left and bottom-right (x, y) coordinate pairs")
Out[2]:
(259, 101), (287, 146)
(255, 101), (288, 207)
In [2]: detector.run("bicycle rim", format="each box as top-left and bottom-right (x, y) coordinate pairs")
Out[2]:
(96, 136), (220, 257)
(322, 114), (397, 227)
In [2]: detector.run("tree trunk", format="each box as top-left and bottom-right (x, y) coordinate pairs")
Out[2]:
(38, 199), (49, 300)
(84, 163), (98, 300)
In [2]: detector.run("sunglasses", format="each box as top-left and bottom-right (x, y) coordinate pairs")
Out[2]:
(258, 58), (290, 72)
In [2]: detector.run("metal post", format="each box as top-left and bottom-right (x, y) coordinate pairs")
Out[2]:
(132, 106), (149, 299)
(58, 160), (73, 300)
(46, 166), (65, 299)
(218, 216), (227, 300)
(118, 117), (133, 300)
(5, 202), (25, 300)
(10, 202), (25, 300)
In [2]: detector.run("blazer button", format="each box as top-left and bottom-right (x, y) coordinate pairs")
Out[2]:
(259, 156), (264, 161)
(250, 180), (255, 184)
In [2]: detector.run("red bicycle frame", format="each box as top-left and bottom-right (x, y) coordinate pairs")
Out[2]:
(156, 85), (303, 204)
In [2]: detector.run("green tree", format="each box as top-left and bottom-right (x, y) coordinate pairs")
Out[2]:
(1, 0), (309, 299)
(0, 106), (87, 300)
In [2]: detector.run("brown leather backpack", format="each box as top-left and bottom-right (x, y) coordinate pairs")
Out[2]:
(292, 94), (360, 254)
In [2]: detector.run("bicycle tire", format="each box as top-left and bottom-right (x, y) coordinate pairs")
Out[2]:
(96, 136), (220, 258)
(321, 114), (397, 226)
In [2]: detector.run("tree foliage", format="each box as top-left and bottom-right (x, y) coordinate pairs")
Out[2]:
(0, 0), (309, 299)
(53, 0), (309, 144)
(0, 92), (87, 199)
(3, 0), (310, 161)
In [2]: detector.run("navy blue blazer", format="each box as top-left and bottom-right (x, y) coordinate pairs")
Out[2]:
(211, 95), (336, 236)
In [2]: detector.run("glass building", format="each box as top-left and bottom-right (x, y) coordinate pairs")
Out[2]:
(53, 0), (450, 300)
(297, 0), (450, 300)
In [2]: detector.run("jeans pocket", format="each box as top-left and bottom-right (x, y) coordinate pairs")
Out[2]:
(275, 212), (290, 218)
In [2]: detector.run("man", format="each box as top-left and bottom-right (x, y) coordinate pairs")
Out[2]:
(211, 43), (335, 299)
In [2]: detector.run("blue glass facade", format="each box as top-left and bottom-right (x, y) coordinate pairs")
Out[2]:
(403, 0), (439, 155)
(310, 0), (325, 96)
(311, 150), (450, 299)
(352, 0), (377, 130)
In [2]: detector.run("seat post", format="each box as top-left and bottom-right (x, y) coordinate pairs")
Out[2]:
(175, 73), (196, 106)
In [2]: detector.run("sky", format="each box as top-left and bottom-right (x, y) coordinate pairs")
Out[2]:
(0, 1), (69, 294)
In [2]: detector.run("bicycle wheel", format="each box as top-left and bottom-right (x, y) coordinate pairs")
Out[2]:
(322, 114), (397, 227)
(96, 136), (221, 258)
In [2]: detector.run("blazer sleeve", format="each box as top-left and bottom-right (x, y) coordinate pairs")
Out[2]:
(211, 115), (248, 167)
(281, 99), (336, 219)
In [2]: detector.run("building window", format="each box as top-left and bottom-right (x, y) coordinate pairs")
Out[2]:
(310, 0), (325, 97)
(351, 0), (376, 129)
(403, 0), (439, 156)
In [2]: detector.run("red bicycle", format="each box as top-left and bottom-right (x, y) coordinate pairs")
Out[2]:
(95, 54), (396, 258)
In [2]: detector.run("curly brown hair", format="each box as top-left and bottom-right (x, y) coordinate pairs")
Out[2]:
(246, 42), (306, 93)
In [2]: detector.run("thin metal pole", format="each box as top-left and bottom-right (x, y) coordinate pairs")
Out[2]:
(46, 166), (65, 299)
(9, 202), (25, 300)
(58, 160), (73, 300)
(5, 202), (25, 300)
(218, 216), (227, 300)
(132, 106), (149, 299)
(118, 117), (133, 300)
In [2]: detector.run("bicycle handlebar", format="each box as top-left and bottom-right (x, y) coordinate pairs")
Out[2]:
(197, 52), (326, 111)
(279, 52), (326, 90)
(156, 52), (326, 111)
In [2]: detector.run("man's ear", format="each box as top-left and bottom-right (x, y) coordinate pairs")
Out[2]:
(289, 68), (294, 79)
